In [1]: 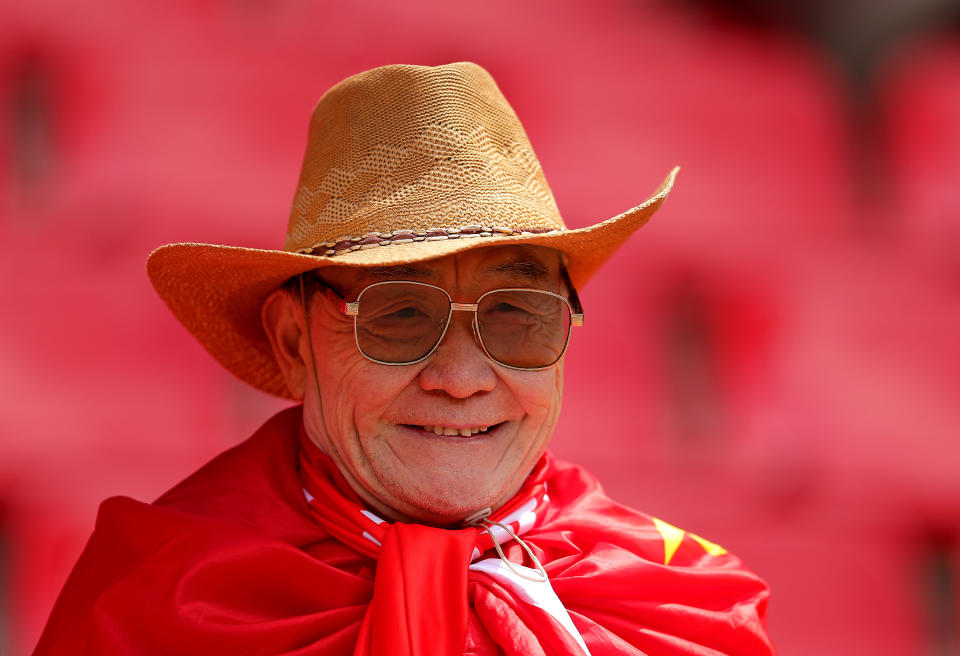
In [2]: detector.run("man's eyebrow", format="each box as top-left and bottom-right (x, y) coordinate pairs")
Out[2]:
(364, 264), (436, 280)
(486, 257), (551, 282)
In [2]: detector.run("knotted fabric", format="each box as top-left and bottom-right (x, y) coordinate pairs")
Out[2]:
(35, 407), (775, 655)
(296, 431), (589, 655)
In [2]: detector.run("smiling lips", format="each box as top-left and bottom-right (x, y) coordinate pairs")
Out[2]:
(417, 424), (493, 437)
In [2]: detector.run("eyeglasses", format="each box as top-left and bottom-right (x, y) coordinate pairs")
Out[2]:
(301, 275), (584, 370)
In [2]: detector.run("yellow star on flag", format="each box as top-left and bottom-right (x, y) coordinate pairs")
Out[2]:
(651, 517), (728, 565)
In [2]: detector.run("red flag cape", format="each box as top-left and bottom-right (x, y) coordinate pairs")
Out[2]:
(35, 407), (774, 655)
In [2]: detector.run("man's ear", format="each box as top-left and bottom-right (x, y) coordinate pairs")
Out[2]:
(261, 286), (308, 400)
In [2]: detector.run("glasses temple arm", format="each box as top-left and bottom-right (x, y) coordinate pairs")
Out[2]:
(560, 266), (585, 327)
(299, 273), (358, 316)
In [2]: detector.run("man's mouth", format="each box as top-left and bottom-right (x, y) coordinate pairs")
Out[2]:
(422, 425), (489, 437)
(402, 422), (504, 437)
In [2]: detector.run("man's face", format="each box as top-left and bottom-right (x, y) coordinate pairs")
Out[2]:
(298, 245), (565, 525)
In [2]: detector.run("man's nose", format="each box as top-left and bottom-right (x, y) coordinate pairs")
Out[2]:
(416, 313), (497, 398)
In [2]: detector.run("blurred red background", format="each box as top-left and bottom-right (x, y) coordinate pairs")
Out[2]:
(1, 0), (959, 653)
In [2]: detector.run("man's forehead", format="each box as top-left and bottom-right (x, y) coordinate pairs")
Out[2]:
(339, 245), (561, 284)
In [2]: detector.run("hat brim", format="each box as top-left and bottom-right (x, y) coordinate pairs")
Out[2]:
(147, 167), (677, 398)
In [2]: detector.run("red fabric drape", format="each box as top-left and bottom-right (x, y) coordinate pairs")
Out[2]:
(34, 407), (774, 655)
(353, 524), (476, 656)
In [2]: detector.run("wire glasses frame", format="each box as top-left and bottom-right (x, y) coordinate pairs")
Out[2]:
(299, 271), (584, 371)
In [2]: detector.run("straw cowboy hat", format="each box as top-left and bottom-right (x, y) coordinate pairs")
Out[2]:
(147, 62), (678, 399)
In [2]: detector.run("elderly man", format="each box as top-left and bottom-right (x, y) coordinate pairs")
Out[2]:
(36, 63), (773, 655)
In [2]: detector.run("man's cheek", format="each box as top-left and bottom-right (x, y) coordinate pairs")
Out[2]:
(352, 407), (383, 439)
(520, 372), (563, 415)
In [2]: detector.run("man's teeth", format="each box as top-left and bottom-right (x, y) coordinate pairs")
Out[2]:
(421, 425), (491, 436)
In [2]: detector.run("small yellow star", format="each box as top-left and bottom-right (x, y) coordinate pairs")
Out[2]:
(651, 517), (728, 565)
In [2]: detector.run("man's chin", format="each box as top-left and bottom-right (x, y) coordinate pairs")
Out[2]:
(377, 479), (512, 527)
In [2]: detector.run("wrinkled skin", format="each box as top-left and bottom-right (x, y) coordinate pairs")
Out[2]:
(262, 245), (567, 526)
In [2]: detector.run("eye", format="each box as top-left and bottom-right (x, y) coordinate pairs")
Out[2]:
(479, 291), (566, 330)
(383, 305), (427, 319)
(488, 301), (527, 314)
(368, 302), (435, 325)
(482, 301), (539, 326)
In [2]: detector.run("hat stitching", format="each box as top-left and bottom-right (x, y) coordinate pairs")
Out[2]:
(298, 225), (560, 256)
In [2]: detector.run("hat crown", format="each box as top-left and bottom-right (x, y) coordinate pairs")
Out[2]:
(284, 62), (564, 254)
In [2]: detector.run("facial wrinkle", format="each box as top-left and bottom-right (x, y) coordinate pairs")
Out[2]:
(488, 257), (551, 284)
(366, 264), (437, 281)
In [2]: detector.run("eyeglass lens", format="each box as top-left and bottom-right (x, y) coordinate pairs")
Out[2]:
(354, 282), (572, 368)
